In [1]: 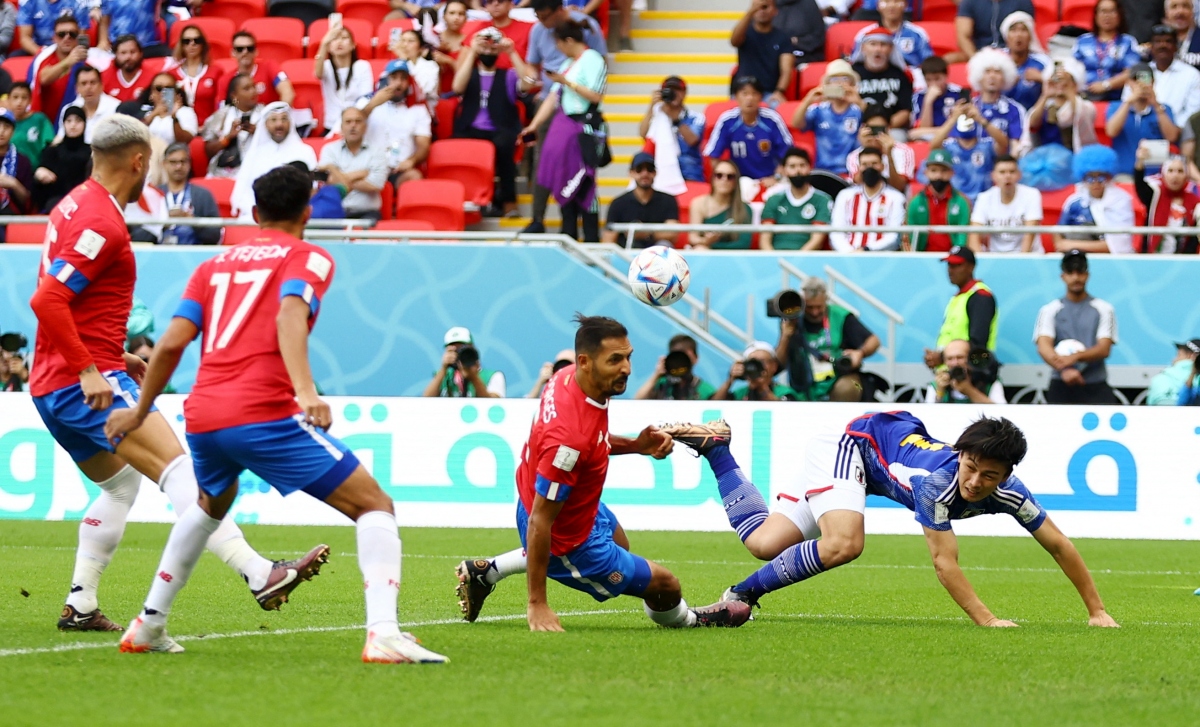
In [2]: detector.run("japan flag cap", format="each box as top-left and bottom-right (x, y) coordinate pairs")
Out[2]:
(444, 326), (473, 346)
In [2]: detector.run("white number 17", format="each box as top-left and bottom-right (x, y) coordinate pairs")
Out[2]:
(206, 269), (271, 352)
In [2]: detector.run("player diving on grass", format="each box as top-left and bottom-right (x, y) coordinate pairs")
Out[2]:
(105, 165), (446, 663)
(456, 314), (752, 631)
(27, 115), (325, 634)
(663, 412), (1120, 628)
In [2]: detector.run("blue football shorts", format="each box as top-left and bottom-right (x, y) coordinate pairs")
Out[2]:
(516, 500), (653, 602)
(186, 414), (361, 500)
(33, 370), (157, 463)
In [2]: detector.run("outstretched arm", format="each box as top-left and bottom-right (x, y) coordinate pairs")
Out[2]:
(526, 493), (566, 631)
(610, 425), (673, 458)
(1031, 517), (1119, 627)
(923, 526), (1016, 627)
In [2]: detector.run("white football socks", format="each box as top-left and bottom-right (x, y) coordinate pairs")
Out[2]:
(66, 465), (141, 614)
(644, 599), (698, 628)
(486, 548), (527, 585)
(356, 510), (402, 636)
(141, 503), (222, 627)
(159, 455), (273, 591)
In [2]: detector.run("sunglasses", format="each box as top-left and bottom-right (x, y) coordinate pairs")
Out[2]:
(181, 36), (204, 46)
(233, 44), (256, 53)
(152, 84), (177, 92)
(55, 30), (79, 39)
(712, 171), (737, 180)
(1083, 173), (1109, 183)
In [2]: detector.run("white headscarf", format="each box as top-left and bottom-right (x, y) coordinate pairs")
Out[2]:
(1000, 11), (1047, 57)
(230, 102), (317, 219)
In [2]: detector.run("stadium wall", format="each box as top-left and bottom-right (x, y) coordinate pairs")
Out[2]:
(2, 396), (1197, 540)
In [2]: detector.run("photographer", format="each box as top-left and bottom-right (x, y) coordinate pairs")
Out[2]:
(526, 348), (574, 398)
(0, 331), (28, 392)
(637, 75), (705, 184)
(634, 334), (716, 401)
(774, 280), (879, 402)
(423, 327), (506, 398)
(713, 341), (804, 402)
(924, 339), (1005, 404)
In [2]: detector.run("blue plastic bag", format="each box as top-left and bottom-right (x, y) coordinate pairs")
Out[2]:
(1019, 144), (1074, 191)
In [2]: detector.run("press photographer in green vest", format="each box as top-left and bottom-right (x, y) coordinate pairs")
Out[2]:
(423, 326), (507, 398)
(774, 279), (880, 401)
(923, 246), (998, 369)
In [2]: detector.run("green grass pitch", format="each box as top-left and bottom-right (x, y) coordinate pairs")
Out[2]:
(2, 521), (1199, 726)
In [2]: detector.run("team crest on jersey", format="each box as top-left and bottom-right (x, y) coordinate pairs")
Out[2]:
(801, 203), (816, 218)
(899, 38), (914, 53)
(854, 465), (865, 485)
(1017, 499), (1039, 523)
(843, 118), (858, 133)
(758, 139), (771, 154)
(27, 127), (39, 142)
(74, 229), (106, 260)
(552, 445), (579, 472)
(971, 151), (986, 167)
(607, 571), (624, 585)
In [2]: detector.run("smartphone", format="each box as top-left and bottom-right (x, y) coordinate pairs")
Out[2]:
(241, 112), (251, 126)
(1143, 139), (1170, 166)
(162, 87), (175, 108)
(521, 131), (537, 144)
(77, 33), (89, 50)
(822, 84), (845, 100)
(390, 27), (402, 45)
(329, 12), (342, 29)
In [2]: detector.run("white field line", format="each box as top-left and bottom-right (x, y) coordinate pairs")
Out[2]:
(0, 608), (636, 658)
(764, 612), (1197, 628)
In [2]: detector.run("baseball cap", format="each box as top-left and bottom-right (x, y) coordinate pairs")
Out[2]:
(1061, 249), (1088, 271)
(1175, 338), (1200, 355)
(631, 151), (655, 171)
(663, 75), (687, 92)
(0, 109), (16, 127)
(444, 326), (473, 346)
(926, 149), (954, 169)
(384, 59), (410, 77)
(941, 245), (975, 266)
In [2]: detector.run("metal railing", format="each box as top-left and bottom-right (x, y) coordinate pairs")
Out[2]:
(606, 222), (1200, 237)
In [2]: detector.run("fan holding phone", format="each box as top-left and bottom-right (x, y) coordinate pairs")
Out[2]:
(1103, 61), (1180, 177)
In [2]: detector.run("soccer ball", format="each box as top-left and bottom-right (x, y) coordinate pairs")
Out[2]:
(627, 246), (690, 307)
(1055, 339), (1086, 357)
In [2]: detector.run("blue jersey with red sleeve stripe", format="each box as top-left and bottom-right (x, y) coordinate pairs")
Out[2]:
(515, 365), (611, 555)
(845, 411), (1047, 533)
(29, 180), (135, 397)
(174, 230), (335, 433)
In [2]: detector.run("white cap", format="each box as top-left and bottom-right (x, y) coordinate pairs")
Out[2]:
(444, 326), (473, 346)
(743, 340), (776, 359)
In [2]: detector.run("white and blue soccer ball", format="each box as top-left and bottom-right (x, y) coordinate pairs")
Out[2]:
(627, 246), (690, 307)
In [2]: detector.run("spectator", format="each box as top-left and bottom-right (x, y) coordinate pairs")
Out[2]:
(731, 0), (794, 108)
(519, 19), (606, 242)
(846, 105), (915, 192)
(852, 27), (912, 129)
(1146, 339), (1200, 405)
(968, 49), (1023, 155)
(905, 148), (969, 253)
(705, 76), (792, 194)
(388, 30), (442, 113)
(129, 71), (198, 145)
(171, 25), (221, 124)
(18, 0), (92, 56)
(954, 0), (1034, 58)
(359, 60), (432, 190)
(713, 341), (804, 401)
(1073, 0), (1142, 102)
(1054, 145), (1135, 253)
(1105, 71), (1178, 176)
(452, 31), (533, 218)
(1034, 250), (1119, 404)
(931, 108), (999, 202)
(98, 0), (168, 56)
(602, 152), (680, 248)
(317, 108), (387, 222)
(471, 0), (535, 71)
(773, 0), (825, 63)
(793, 60), (863, 176)
(31, 15), (89, 122)
(815, 0), (853, 24)
(688, 159), (753, 249)
(229, 102), (316, 219)
(32, 105), (88, 212)
(925, 246), (998, 369)
(219, 31), (295, 110)
(0, 109), (33, 226)
(313, 26), (373, 135)
(1167, 0), (1200, 71)
(850, 0), (932, 69)
(100, 35), (163, 103)
(431, 1), (470, 94)
(423, 326), (506, 398)
(638, 76), (705, 185)
(200, 73), (262, 179)
(125, 336), (176, 392)
(1027, 59), (1097, 151)
(7, 83), (54, 167)
(830, 146), (906, 251)
(969, 154), (1043, 253)
(158, 142), (220, 245)
(386, 0), (438, 20)
(0, 336), (29, 392)
(0, 4), (15, 63)
(1134, 149), (1200, 254)
(1000, 12), (1052, 113)
(925, 338), (1006, 404)
(633, 334), (717, 401)
(526, 348), (575, 398)
(911, 56), (967, 141)
(761, 147), (832, 251)
(56, 65), (117, 140)
(775, 277), (879, 401)
(1134, 24), (1200, 130)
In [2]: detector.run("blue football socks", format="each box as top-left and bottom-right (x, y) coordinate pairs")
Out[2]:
(733, 540), (826, 599)
(705, 446), (768, 542)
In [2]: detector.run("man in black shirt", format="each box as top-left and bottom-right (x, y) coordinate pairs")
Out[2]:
(852, 27), (913, 128)
(731, 0), (795, 106)
(602, 152), (681, 248)
(774, 0), (825, 62)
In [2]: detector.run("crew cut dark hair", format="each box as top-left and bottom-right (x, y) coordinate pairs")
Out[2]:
(953, 417), (1028, 470)
(253, 165), (312, 223)
(573, 313), (627, 356)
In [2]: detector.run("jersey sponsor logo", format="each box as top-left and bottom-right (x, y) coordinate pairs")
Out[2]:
(900, 433), (948, 451)
(552, 445), (580, 472)
(305, 251), (332, 281)
(73, 229), (106, 260)
(1017, 498), (1040, 523)
(540, 375), (558, 423)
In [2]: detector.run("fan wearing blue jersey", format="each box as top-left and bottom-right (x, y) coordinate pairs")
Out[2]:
(969, 49), (1028, 155)
(703, 76), (792, 185)
(663, 414), (1120, 628)
(931, 106), (997, 202)
(793, 59), (863, 176)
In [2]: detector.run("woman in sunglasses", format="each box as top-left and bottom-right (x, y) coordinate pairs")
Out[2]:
(136, 72), (198, 145)
(171, 25), (221, 124)
(688, 159), (753, 249)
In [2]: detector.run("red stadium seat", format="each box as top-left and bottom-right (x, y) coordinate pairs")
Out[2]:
(594, 0), (610, 38)
(368, 58), (392, 82)
(1092, 102), (1111, 146)
(238, 18), (306, 64)
(1060, 0), (1094, 26)
(188, 136), (209, 177)
(4, 223), (46, 243)
(795, 62), (827, 100)
(192, 177), (236, 217)
(701, 99), (737, 149)
(375, 218), (436, 231)
(1041, 185), (1075, 251)
(303, 135), (334, 159)
(2, 55), (32, 83)
(394, 179), (466, 230)
(379, 180), (393, 220)
(426, 139), (495, 222)
(202, 0), (267, 29)
(672, 181), (711, 248)
(288, 70), (326, 135)
(1035, 0), (1063, 24)
(376, 19), (417, 58)
(948, 62), (969, 89)
(917, 0), (957, 22)
(826, 21), (872, 60)
(309, 18), (374, 59)
(434, 95), (458, 140)
(170, 17), (237, 59)
(1037, 21), (1066, 49)
(336, 0), (391, 28)
(917, 21), (958, 57)
(909, 140), (931, 170)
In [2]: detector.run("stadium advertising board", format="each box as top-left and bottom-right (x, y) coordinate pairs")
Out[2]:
(2, 395), (1197, 539)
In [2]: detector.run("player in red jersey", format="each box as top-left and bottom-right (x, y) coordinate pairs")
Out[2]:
(455, 314), (752, 631)
(106, 166), (447, 663)
(29, 115), (324, 634)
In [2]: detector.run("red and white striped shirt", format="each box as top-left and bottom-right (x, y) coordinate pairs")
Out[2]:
(845, 142), (916, 181)
(829, 184), (908, 251)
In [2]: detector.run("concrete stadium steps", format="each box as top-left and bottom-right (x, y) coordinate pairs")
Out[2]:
(610, 52), (737, 76)
(606, 73), (731, 96)
(635, 10), (744, 31)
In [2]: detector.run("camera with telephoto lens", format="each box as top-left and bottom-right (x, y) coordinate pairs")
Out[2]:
(736, 358), (766, 381)
(766, 289), (803, 320)
(0, 332), (27, 353)
(948, 348), (1000, 391)
(833, 355), (856, 377)
(455, 344), (480, 370)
